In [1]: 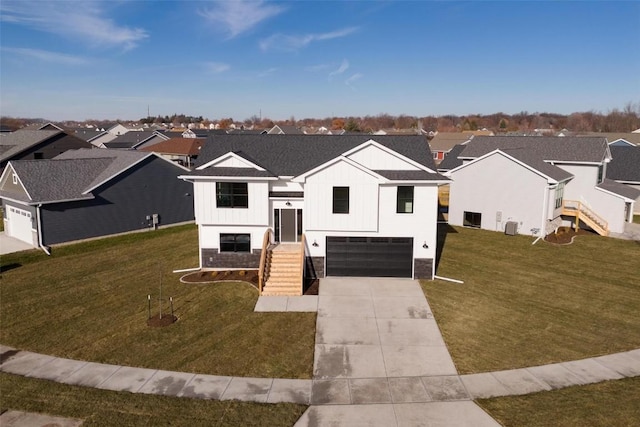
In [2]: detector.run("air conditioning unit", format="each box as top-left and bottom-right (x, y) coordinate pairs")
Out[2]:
(505, 221), (518, 236)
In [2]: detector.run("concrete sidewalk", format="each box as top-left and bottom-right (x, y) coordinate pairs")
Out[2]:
(2, 277), (640, 426)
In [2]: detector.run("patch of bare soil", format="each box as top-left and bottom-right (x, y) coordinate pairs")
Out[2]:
(545, 227), (594, 244)
(147, 314), (177, 327)
(181, 269), (259, 285)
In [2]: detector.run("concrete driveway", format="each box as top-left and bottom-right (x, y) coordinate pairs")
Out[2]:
(296, 277), (500, 427)
(0, 232), (36, 255)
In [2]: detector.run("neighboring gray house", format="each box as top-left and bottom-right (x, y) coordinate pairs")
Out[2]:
(0, 129), (93, 171)
(607, 145), (640, 214)
(0, 149), (194, 249)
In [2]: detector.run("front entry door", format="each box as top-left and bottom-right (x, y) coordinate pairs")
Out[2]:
(281, 209), (296, 242)
(274, 208), (303, 242)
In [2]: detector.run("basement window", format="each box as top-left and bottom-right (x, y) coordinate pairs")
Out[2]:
(220, 233), (251, 252)
(463, 211), (482, 228)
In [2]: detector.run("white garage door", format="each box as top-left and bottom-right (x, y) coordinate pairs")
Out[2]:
(7, 206), (33, 244)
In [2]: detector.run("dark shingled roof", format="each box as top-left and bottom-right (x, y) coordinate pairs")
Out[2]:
(437, 144), (467, 171)
(7, 158), (111, 203)
(0, 130), (61, 162)
(502, 149), (573, 182)
(459, 136), (609, 163)
(597, 179), (640, 200)
(195, 134), (436, 176)
(373, 170), (448, 181)
(186, 167), (276, 178)
(607, 146), (640, 183)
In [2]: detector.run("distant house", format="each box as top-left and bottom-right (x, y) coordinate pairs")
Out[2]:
(140, 137), (204, 168)
(267, 125), (305, 135)
(71, 128), (117, 148)
(182, 129), (229, 138)
(0, 129), (92, 171)
(21, 122), (67, 132)
(179, 134), (447, 296)
(578, 132), (640, 147)
(0, 149), (194, 249)
(607, 145), (640, 214)
(103, 131), (169, 150)
(445, 136), (639, 236)
(428, 133), (474, 164)
(105, 123), (131, 136)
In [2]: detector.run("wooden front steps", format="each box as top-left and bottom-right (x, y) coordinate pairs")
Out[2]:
(262, 244), (303, 296)
(561, 200), (609, 236)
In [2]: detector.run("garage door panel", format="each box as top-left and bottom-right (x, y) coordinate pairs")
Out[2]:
(7, 206), (33, 244)
(326, 236), (413, 278)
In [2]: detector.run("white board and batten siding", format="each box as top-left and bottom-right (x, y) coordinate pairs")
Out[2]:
(304, 160), (379, 232)
(192, 181), (269, 226)
(346, 145), (421, 170)
(448, 152), (549, 236)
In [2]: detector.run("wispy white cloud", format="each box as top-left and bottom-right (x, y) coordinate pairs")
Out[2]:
(205, 62), (230, 73)
(260, 27), (358, 52)
(329, 59), (349, 79)
(199, 0), (285, 39)
(305, 63), (331, 72)
(258, 67), (278, 77)
(345, 73), (363, 88)
(1, 47), (89, 65)
(0, 1), (148, 51)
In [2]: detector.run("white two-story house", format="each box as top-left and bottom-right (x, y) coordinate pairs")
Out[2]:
(179, 135), (449, 295)
(445, 136), (639, 237)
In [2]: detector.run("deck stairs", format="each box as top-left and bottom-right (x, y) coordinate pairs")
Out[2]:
(561, 200), (609, 236)
(261, 243), (303, 296)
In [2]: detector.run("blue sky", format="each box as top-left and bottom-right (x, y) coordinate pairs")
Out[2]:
(1, 0), (638, 122)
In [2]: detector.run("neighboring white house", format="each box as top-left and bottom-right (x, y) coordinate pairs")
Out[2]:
(445, 136), (639, 236)
(179, 134), (448, 285)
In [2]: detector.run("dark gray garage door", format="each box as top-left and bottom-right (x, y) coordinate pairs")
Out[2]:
(326, 236), (413, 278)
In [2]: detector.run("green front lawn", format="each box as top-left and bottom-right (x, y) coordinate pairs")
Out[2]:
(422, 226), (640, 374)
(0, 373), (307, 426)
(0, 225), (316, 379)
(479, 377), (640, 427)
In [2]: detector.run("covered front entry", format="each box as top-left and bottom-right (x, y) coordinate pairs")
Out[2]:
(325, 236), (413, 278)
(274, 208), (303, 242)
(7, 205), (33, 244)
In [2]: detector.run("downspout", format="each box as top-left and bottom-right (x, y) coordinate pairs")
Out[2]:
(35, 204), (51, 256)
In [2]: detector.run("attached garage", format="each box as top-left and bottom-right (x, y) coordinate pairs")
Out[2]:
(7, 205), (34, 244)
(325, 236), (413, 278)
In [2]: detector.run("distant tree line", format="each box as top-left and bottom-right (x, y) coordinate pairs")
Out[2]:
(2, 103), (639, 133)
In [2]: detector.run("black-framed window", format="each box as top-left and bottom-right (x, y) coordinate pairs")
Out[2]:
(396, 186), (414, 213)
(333, 187), (349, 214)
(216, 182), (248, 208)
(597, 165), (604, 184)
(463, 211), (482, 228)
(554, 182), (565, 209)
(220, 233), (251, 252)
